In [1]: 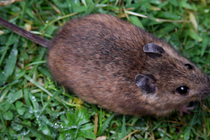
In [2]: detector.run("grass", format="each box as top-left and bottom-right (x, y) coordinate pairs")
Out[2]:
(0, 0), (210, 139)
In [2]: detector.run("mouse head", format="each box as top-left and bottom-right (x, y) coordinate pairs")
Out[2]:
(135, 43), (210, 116)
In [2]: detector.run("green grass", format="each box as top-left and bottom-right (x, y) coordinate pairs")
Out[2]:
(0, 0), (210, 139)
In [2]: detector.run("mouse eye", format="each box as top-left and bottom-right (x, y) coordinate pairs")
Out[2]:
(176, 86), (189, 95)
(184, 64), (193, 70)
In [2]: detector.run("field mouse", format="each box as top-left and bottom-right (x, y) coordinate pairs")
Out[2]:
(0, 14), (210, 117)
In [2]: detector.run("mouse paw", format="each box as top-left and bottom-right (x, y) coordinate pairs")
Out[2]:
(178, 103), (195, 117)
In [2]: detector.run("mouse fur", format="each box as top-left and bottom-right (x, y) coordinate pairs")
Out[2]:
(1, 14), (210, 116)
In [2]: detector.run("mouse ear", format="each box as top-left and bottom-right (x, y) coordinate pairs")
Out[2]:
(143, 43), (165, 58)
(135, 74), (156, 94)
(143, 43), (165, 53)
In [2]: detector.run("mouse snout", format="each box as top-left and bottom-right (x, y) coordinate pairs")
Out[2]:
(200, 87), (210, 98)
(205, 75), (210, 83)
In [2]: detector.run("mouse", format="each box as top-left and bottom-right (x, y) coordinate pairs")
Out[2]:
(0, 14), (210, 117)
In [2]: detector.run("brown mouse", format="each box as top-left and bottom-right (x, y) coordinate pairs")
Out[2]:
(0, 14), (209, 116)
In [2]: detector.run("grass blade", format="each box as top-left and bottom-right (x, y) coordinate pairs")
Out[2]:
(0, 35), (19, 86)
(98, 114), (115, 135)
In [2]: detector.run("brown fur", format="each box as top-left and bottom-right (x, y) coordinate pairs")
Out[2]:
(47, 14), (210, 116)
(1, 14), (209, 116)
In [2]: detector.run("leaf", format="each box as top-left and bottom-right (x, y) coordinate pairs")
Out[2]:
(200, 36), (208, 57)
(15, 101), (24, 108)
(79, 124), (95, 139)
(189, 12), (198, 31)
(179, 0), (195, 10)
(1, 102), (11, 112)
(162, 12), (180, 19)
(80, 123), (94, 131)
(147, 14), (157, 21)
(73, 97), (84, 110)
(25, 8), (36, 18)
(74, 6), (87, 13)
(66, 111), (76, 125)
(188, 30), (203, 42)
(15, 121), (54, 140)
(11, 122), (23, 131)
(79, 131), (96, 139)
(80, 0), (87, 6)
(3, 111), (13, 120)
(59, 108), (95, 139)
(45, 25), (57, 36)
(41, 125), (52, 136)
(59, 128), (74, 139)
(0, 35), (18, 86)
(23, 88), (32, 107)
(3, 112), (13, 120)
(15, 69), (26, 80)
(23, 112), (33, 119)
(156, 24), (176, 36)
(39, 89), (62, 116)
(168, 0), (178, 6)
(129, 16), (144, 29)
(17, 107), (26, 115)
(121, 115), (127, 138)
(24, 75), (53, 96)
(60, 114), (70, 124)
(83, 0), (97, 16)
(58, 134), (65, 140)
(76, 108), (90, 126)
(0, 33), (16, 65)
(126, 0), (151, 10)
(131, 117), (139, 125)
(7, 90), (23, 104)
(38, 67), (53, 79)
(98, 114), (115, 135)
(76, 138), (86, 140)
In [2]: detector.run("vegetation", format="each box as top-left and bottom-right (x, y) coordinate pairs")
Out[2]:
(0, 0), (210, 139)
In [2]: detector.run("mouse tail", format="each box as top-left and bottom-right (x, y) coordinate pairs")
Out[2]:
(0, 17), (50, 48)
